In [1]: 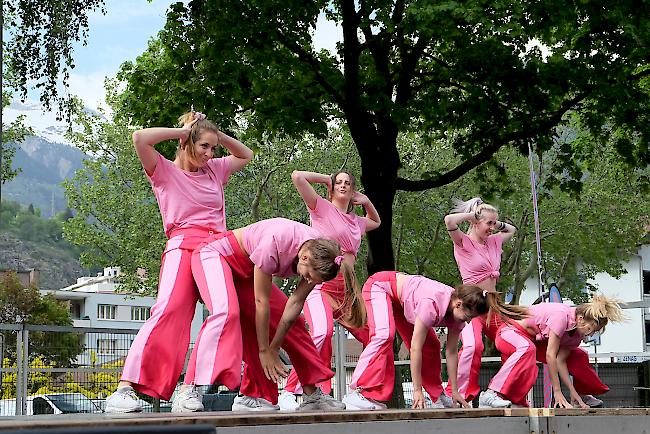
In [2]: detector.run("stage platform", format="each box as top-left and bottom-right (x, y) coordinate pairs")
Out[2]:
(0, 407), (649, 434)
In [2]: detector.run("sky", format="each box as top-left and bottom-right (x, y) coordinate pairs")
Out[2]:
(5, 0), (341, 141)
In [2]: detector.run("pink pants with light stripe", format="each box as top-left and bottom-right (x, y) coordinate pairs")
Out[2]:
(121, 228), (242, 400)
(492, 322), (609, 406)
(445, 314), (501, 401)
(447, 313), (609, 402)
(349, 271), (443, 403)
(284, 273), (370, 394)
(192, 232), (334, 405)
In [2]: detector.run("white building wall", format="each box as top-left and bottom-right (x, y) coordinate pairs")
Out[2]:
(519, 252), (646, 355)
(44, 273), (205, 366)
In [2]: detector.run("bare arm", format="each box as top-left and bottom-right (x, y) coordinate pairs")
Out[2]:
(220, 132), (253, 173)
(495, 221), (517, 244)
(557, 347), (587, 408)
(269, 278), (315, 351)
(132, 126), (193, 175)
(352, 192), (381, 232)
(446, 328), (471, 408)
(444, 213), (476, 246)
(409, 319), (429, 409)
(291, 171), (331, 209)
(547, 332), (573, 408)
(254, 267), (288, 382)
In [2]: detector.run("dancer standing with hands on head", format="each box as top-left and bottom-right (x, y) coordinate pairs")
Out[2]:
(105, 111), (253, 413)
(442, 197), (529, 408)
(279, 170), (380, 410)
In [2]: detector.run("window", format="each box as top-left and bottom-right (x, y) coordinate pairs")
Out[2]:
(97, 304), (116, 320)
(97, 339), (117, 355)
(32, 397), (54, 415)
(131, 306), (151, 321)
(643, 270), (650, 296)
(69, 301), (82, 319)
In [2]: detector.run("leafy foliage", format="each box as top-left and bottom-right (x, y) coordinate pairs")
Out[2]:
(2, 0), (106, 115)
(116, 0), (649, 271)
(0, 273), (83, 366)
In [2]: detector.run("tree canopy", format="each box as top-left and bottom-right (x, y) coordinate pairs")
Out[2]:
(117, 0), (650, 271)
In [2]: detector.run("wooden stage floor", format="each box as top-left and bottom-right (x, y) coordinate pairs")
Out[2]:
(0, 407), (649, 433)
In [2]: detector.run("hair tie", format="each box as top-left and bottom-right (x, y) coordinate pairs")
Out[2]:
(193, 111), (206, 121)
(482, 290), (488, 297)
(334, 255), (344, 266)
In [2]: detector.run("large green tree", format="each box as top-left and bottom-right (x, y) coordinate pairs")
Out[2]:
(117, 0), (649, 272)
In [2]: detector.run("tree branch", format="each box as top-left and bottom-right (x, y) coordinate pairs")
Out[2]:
(395, 90), (593, 192)
(275, 31), (346, 108)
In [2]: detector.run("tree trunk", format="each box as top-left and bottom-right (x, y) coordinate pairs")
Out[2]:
(356, 132), (399, 274)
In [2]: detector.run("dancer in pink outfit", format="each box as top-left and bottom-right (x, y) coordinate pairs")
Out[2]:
(342, 271), (491, 410)
(489, 296), (624, 408)
(443, 197), (609, 409)
(280, 170), (380, 409)
(442, 197), (527, 408)
(192, 217), (365, 411)
(105, 111), (253, 413)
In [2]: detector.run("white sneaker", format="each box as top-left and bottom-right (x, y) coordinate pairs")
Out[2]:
(172, 385), (204, 413)
(299, 388), (346, 411)
(579, 395), (603, 408)
(438, 391), (455, 408)
(431, 397), (445, 409)
(478, 390), (512, 408)
(105, 386), (143, 413)
(278, 390), (300, 411)
(231, 395), (280, 412)
(342, 389), (387, 411)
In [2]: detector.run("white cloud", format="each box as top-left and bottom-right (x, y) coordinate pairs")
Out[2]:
(67, 71), (113, 112)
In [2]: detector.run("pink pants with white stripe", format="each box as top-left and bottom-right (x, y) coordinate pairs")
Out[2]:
(445, 314), (501, 401)
(491, 323), (609, 406)
(284, 273), (370, 394)
(447, 313), (608, 402)
(192, 232), (335, 405)
(349, 271), (443, 403)
(121, 229), (242, 400)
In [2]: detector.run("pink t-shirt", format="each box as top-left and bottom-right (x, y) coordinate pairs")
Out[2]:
(308, 197), (367, 255)
(243, 218), (322, 278)
(147, 152), (233, 237)
(453, 232), (504, 284)
(524, 303), (580, 347)
(400, 275), (466, 333)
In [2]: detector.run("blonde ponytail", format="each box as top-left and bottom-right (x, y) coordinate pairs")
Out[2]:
(487, 293), (529, 323)
(576, 294), (625, 333)
(339, 262), (366, 329)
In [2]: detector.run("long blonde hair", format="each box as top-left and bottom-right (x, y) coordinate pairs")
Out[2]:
(576, 294), (625, 333)
(302, 239), (366, 329)
(177, 111), (221, 167)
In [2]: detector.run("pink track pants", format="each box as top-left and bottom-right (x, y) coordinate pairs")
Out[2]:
(121, 228), (241, 400)
(284, 273), (370, 394)
(192, 232), (334, 405)
(348, 271), (443, 403)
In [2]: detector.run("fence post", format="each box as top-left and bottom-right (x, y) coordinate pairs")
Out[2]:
(15, 326), (26, 416)
(21, 329), (29, 415)
(334, 323), (347, 400)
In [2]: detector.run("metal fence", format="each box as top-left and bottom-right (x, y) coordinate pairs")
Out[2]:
(1, 323), (649, 416)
